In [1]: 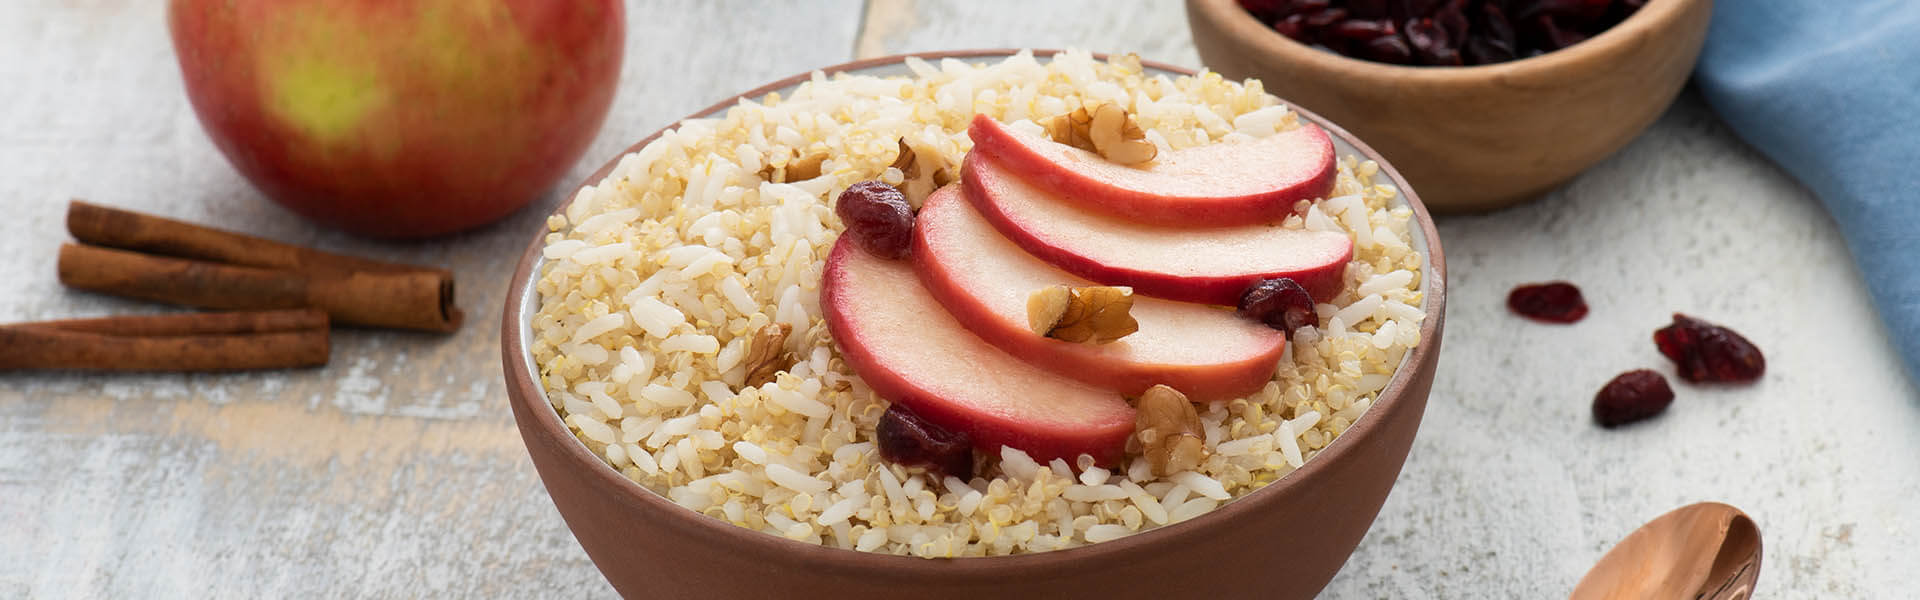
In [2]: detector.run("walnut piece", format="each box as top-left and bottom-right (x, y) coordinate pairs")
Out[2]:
(758, 149), (827, 183)
(782, 151), (827, 182)
(1135, 385), (1207, 476)
(889, 137), (955, 210)
(1027, 286), (1071, 336)
(1041, 106), (1096, 153)
(1088, 103), (1157, 165)
(1026, 285), (1138, 344)
(743, 322), (793, 387)
(1042, 102), (1157, 165)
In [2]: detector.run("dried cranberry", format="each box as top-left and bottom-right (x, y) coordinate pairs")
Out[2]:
(1593, 369), (1673, 428)
(1654, 314), (1766, 384)
(834, 181), (914, 260)
(1478, 2), (1517, 46)
(1507, 281), (1588, 323)
(1466, 2), (1519, 64)
(1273, 13), (1312, 41)
(1522, 13), (1589, 50)
(876, 404), (974, 479)
(1463, 36), (1514, 65)
(1363, 34), (1416, 63)
(1404, 18), (1462, 65)
(1327, 18), (1397, 42)
(1305, 7), (1351, 27)
(1238, 277), (1317, 336)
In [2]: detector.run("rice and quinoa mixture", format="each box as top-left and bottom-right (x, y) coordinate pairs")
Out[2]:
(530, 50), (1426, 557)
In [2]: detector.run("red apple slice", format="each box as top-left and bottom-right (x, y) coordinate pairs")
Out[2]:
(822, 237), (1134, 464)
(963, 152), (1354, 305)
(966, 114), (1337, 226)
(912, 185), (1285, 402)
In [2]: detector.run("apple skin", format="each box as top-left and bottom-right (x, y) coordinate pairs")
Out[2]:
(168, 0), (624, 238)
(912, 185), (1286, 403)
(966, 114), (1337, 227)
(821, 236), (1134, 465)
(963, 152), (1354, 306)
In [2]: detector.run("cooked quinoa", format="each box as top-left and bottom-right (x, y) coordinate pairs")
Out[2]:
(530, 50), (1426, 557)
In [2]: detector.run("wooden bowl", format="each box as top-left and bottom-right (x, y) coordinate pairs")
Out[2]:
(1187, 0), (1712, 212)
(502, 50), (1448, 599)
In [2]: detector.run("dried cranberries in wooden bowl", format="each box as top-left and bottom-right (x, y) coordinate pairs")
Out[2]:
(1186, 0), (1712, 212)
(1240, 0), (1648, 66)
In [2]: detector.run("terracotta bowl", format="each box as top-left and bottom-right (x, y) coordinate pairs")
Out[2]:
(1187, 0), (1712, 213)
(501, 50), (1448, 599)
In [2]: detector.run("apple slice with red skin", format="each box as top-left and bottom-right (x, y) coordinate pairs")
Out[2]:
(822, 236), (1134, 465)
(912, 185), (1286, 402)
(963, 152), (1354, 305)
(966, 114), (1337, 227)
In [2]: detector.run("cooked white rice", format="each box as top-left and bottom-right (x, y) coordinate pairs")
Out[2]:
(530, 50), (1425, 557)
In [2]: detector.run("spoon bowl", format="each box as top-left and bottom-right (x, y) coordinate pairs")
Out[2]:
(1571, 502), (1762, 600)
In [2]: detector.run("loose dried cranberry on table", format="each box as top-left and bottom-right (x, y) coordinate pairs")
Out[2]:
(834, 181), (915, 260)
(1238, 277), (1318, 337)
(1654, 314), (1765, 383)
(876, 403), (974, 479)
(1236, 0), (1645, 66)
(1507, 281), (1588, 323)
(1593, 369), (1673, 427)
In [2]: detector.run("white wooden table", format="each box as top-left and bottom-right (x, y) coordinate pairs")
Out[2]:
(3, 1), (1915, 597)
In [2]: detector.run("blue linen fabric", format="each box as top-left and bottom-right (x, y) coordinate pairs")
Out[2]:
(1693, 1), (1920, 381)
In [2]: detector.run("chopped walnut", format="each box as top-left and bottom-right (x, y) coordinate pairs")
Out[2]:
(784, 151), (827, 181)
(1089, 103), (1157, 165)
(1042, 102), (1157, 165)
(1027, 286), (1071, 336)
(1135, 385), (1207, 476)
(1026, 285), (1137, 344)
(1042, 106), (1096, 153)
(743, 322), (793, 387)
(758, 148), (827, 183)
(888, 137), (954, 209)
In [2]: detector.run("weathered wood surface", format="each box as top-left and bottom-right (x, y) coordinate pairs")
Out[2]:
(0, 1), (861, 597)
(4, 1), (1916, 598)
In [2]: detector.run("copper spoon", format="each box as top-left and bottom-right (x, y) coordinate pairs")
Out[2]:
(1570, 502), (1763, 600)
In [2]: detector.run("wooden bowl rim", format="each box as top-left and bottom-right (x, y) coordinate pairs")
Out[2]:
(1188, 0), (1708, 84)
(500, 48), (1448, 577)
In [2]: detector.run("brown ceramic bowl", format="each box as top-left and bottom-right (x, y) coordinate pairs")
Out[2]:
(1187, 0), (1712, 213)
(502, 50), (1448, 599)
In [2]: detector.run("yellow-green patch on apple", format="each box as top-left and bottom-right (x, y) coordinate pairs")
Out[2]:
(261, 29), (387, 155)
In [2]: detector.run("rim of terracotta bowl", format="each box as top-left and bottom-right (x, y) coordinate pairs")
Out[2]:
(1190, 0), (1704, 83)
(502, 48), (1448, 577)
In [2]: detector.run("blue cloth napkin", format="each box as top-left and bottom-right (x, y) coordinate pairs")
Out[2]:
(1694, 1), (1920, 382)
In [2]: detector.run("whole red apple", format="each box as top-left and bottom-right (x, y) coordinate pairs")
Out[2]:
(168, 0), (624, 238)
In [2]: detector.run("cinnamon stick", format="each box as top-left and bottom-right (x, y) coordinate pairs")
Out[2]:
(65, 200), (463, 331)
(68, 200), (433, 277)
(15, 308), (328, 336)
(0, 309), (329, 371)
(57, 243), (459, 332)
